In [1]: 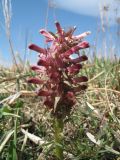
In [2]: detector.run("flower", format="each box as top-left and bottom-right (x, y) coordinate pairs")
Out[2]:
(28, 78), (44, 84)
(28, 22), (90, 118)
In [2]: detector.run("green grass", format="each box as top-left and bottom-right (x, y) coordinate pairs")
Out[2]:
(0, 57), (120, 160)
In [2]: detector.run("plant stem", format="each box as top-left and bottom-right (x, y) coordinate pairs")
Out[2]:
(13, 108), (19, 160)
(54, 117), (64, 160)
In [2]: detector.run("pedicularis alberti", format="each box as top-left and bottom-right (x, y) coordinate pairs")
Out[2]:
(28, 22), (90, 159)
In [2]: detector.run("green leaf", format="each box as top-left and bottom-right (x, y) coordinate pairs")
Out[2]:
(105, 145), (120, 155)
(7, 140), (18, 160)
(15, 100), (23, 108)
(2, 112), (20, 118)
(1, 105), (12, 113)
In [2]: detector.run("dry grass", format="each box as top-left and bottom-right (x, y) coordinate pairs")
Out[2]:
(0, 57), (120, 159)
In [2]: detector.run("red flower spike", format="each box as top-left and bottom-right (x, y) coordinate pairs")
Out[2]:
(44, 97), (55, 108)
(70, 55), (88, 64)
(67, 64), (82, 74)
(66, 91), (76, 101)
(27, 78), (44, 84)
(77, 41), (90, 49)
(37, 90), (52, 96)
(63, 41), (89, 58)
(72, 76), (88, 84)
(40, 29), (55, 42)
(64, 26), (76, 37)
(31, 65), (46, 73)
(37, 58), (50, 67)
(31, 65), (41, 70)
(50, 72), (61, 83)
(74, 85), (87, 92)
(55, 22), (63, 37)
(28, 21), (90, 114)
(73, 31), (91, 40)
(63, 45), (82, 58)
(29, 44), (46, 54)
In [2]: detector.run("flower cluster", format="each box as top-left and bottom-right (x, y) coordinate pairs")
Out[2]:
(28, 22), (90, 117)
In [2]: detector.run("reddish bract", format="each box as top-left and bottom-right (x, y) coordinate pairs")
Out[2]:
(28, 22), (90, 111)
